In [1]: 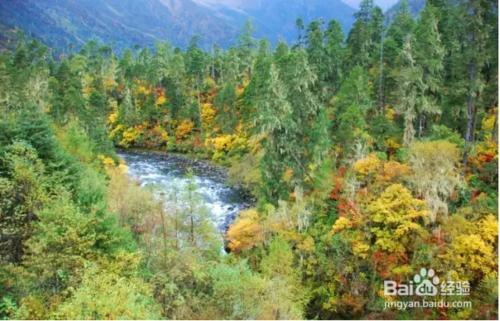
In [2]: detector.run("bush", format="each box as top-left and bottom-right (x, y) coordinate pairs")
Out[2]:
(55, 263), (161, 320)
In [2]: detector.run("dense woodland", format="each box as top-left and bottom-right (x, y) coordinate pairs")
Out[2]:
(0, 0), (498, 319)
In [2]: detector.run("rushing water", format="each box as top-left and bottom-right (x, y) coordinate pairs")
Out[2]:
(118, 150), (251, 232)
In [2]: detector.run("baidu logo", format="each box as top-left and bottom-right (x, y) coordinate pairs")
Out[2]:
(413, 268), (440, 296)
(384, 268), (470, 297)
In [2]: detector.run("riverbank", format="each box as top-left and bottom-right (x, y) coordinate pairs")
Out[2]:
(118, 149), (254, 232)
(118, 146), (256, 198)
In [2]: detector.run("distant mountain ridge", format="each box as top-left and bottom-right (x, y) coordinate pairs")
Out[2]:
(386, 0), (425, 20)
(0, 0), (356, 51)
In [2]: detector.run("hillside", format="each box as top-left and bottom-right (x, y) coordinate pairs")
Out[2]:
(0, 0), (356, 50)
(386, 0), (426, 20)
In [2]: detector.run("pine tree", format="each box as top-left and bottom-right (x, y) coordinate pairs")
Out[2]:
(369, 6), (386, 109)
(295, 18), (305, 48)
(49, 60), (85, 123)
(186, 37), (206, 134)
(333, 66), (373, 151)
(455, 0), (496, 165)
(0, 142), (47, 263)
(324, 20), (345, 95)
(237, 20), (256, 76)
(256, 64), (293, 202)
(394, 35), (429, 146)
(277, 49), (329, 194)
(306, 19), (325, 79)
(346, 0), (374, 69)
(413, 3), (445, 136)
(214, 82), (238, 133)
(383, 0), (415, 106)
(243, 40), (272, 129)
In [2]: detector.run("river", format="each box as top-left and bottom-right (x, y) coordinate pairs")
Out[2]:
(118, 150), (251, 232)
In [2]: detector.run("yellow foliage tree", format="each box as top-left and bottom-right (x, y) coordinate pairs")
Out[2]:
(107, 111), (118, 125)
(331, 217), (352, 233)
(201, 103), (216, 131)
(212, 135), (234, 151)
(109, 124), (124, 140)
(152, 124), (169, 145)
(176, 120), (194, 141)
(210, 134), (247, 161)
(155, 94), (167, 106)
(226, 209), (264, 253)
(368, 184), (429, 257)
(353, 153), (381, 177)
(381, 160), (410, 182)
(120, 126), (144, 147)
(440, 214), (498, 281)
(480, 107), (497, 140)
(98, 154), (116, 168)
(136, 83), (151, 96)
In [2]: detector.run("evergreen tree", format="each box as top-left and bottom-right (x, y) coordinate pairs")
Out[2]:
(324, 20), (345, 94)
(452, 0), (496, 165)
(0, 142), (47, 263)
(257, 65), (293, 202)
(186, 36), (206, 131)
(383, 0), (415, 106)
(394, 35), (430, 146)
(243, 40), (272, 129)
(237, 20), (256, 76)
(277, 49), (329, 194)
(247, 40), (293, 201)
(413, 3), (445, 136)
(333, 66), (373, 151)
(369, 6), (386, 109)
(346, 0), (374, 69)
(295, 18), (305, 48)
(214, 82), (238, 133)
(306, 19), (325, 80)
(49, 60), (85, 123)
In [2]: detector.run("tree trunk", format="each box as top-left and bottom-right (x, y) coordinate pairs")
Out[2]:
(378, 29), (385, 112)
(417, 114), (426, 138)
(463, 61), (477, 169)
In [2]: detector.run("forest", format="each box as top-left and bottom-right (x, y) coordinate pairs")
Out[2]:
(0, 0), (498, 319)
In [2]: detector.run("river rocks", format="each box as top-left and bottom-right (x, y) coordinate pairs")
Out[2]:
(118, 150), (253, 232)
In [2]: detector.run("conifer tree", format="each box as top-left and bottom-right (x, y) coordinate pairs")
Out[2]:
(413, 3), (445, 136)
(243, 40), (272, 128)
(277, 49), (329, 194)
(394, 35), (429, 146)
(237, 20), (256, 76)
(258, 65), (293, 201)
(454, 0), (496, 165)
(306, 19), (325, 80)
(383, 0), (415, 106)
(333, 66), (373, 151)
(346, 0), (374, 69)
(324, 20), (345, 94)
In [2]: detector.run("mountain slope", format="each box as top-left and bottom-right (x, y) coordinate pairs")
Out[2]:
(0, 0), (242, 50)
(195, 0), (356, 43)
(0, 0), (356, 50)
(238, 0), (355, 43)
(385, 0), (426, 20)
